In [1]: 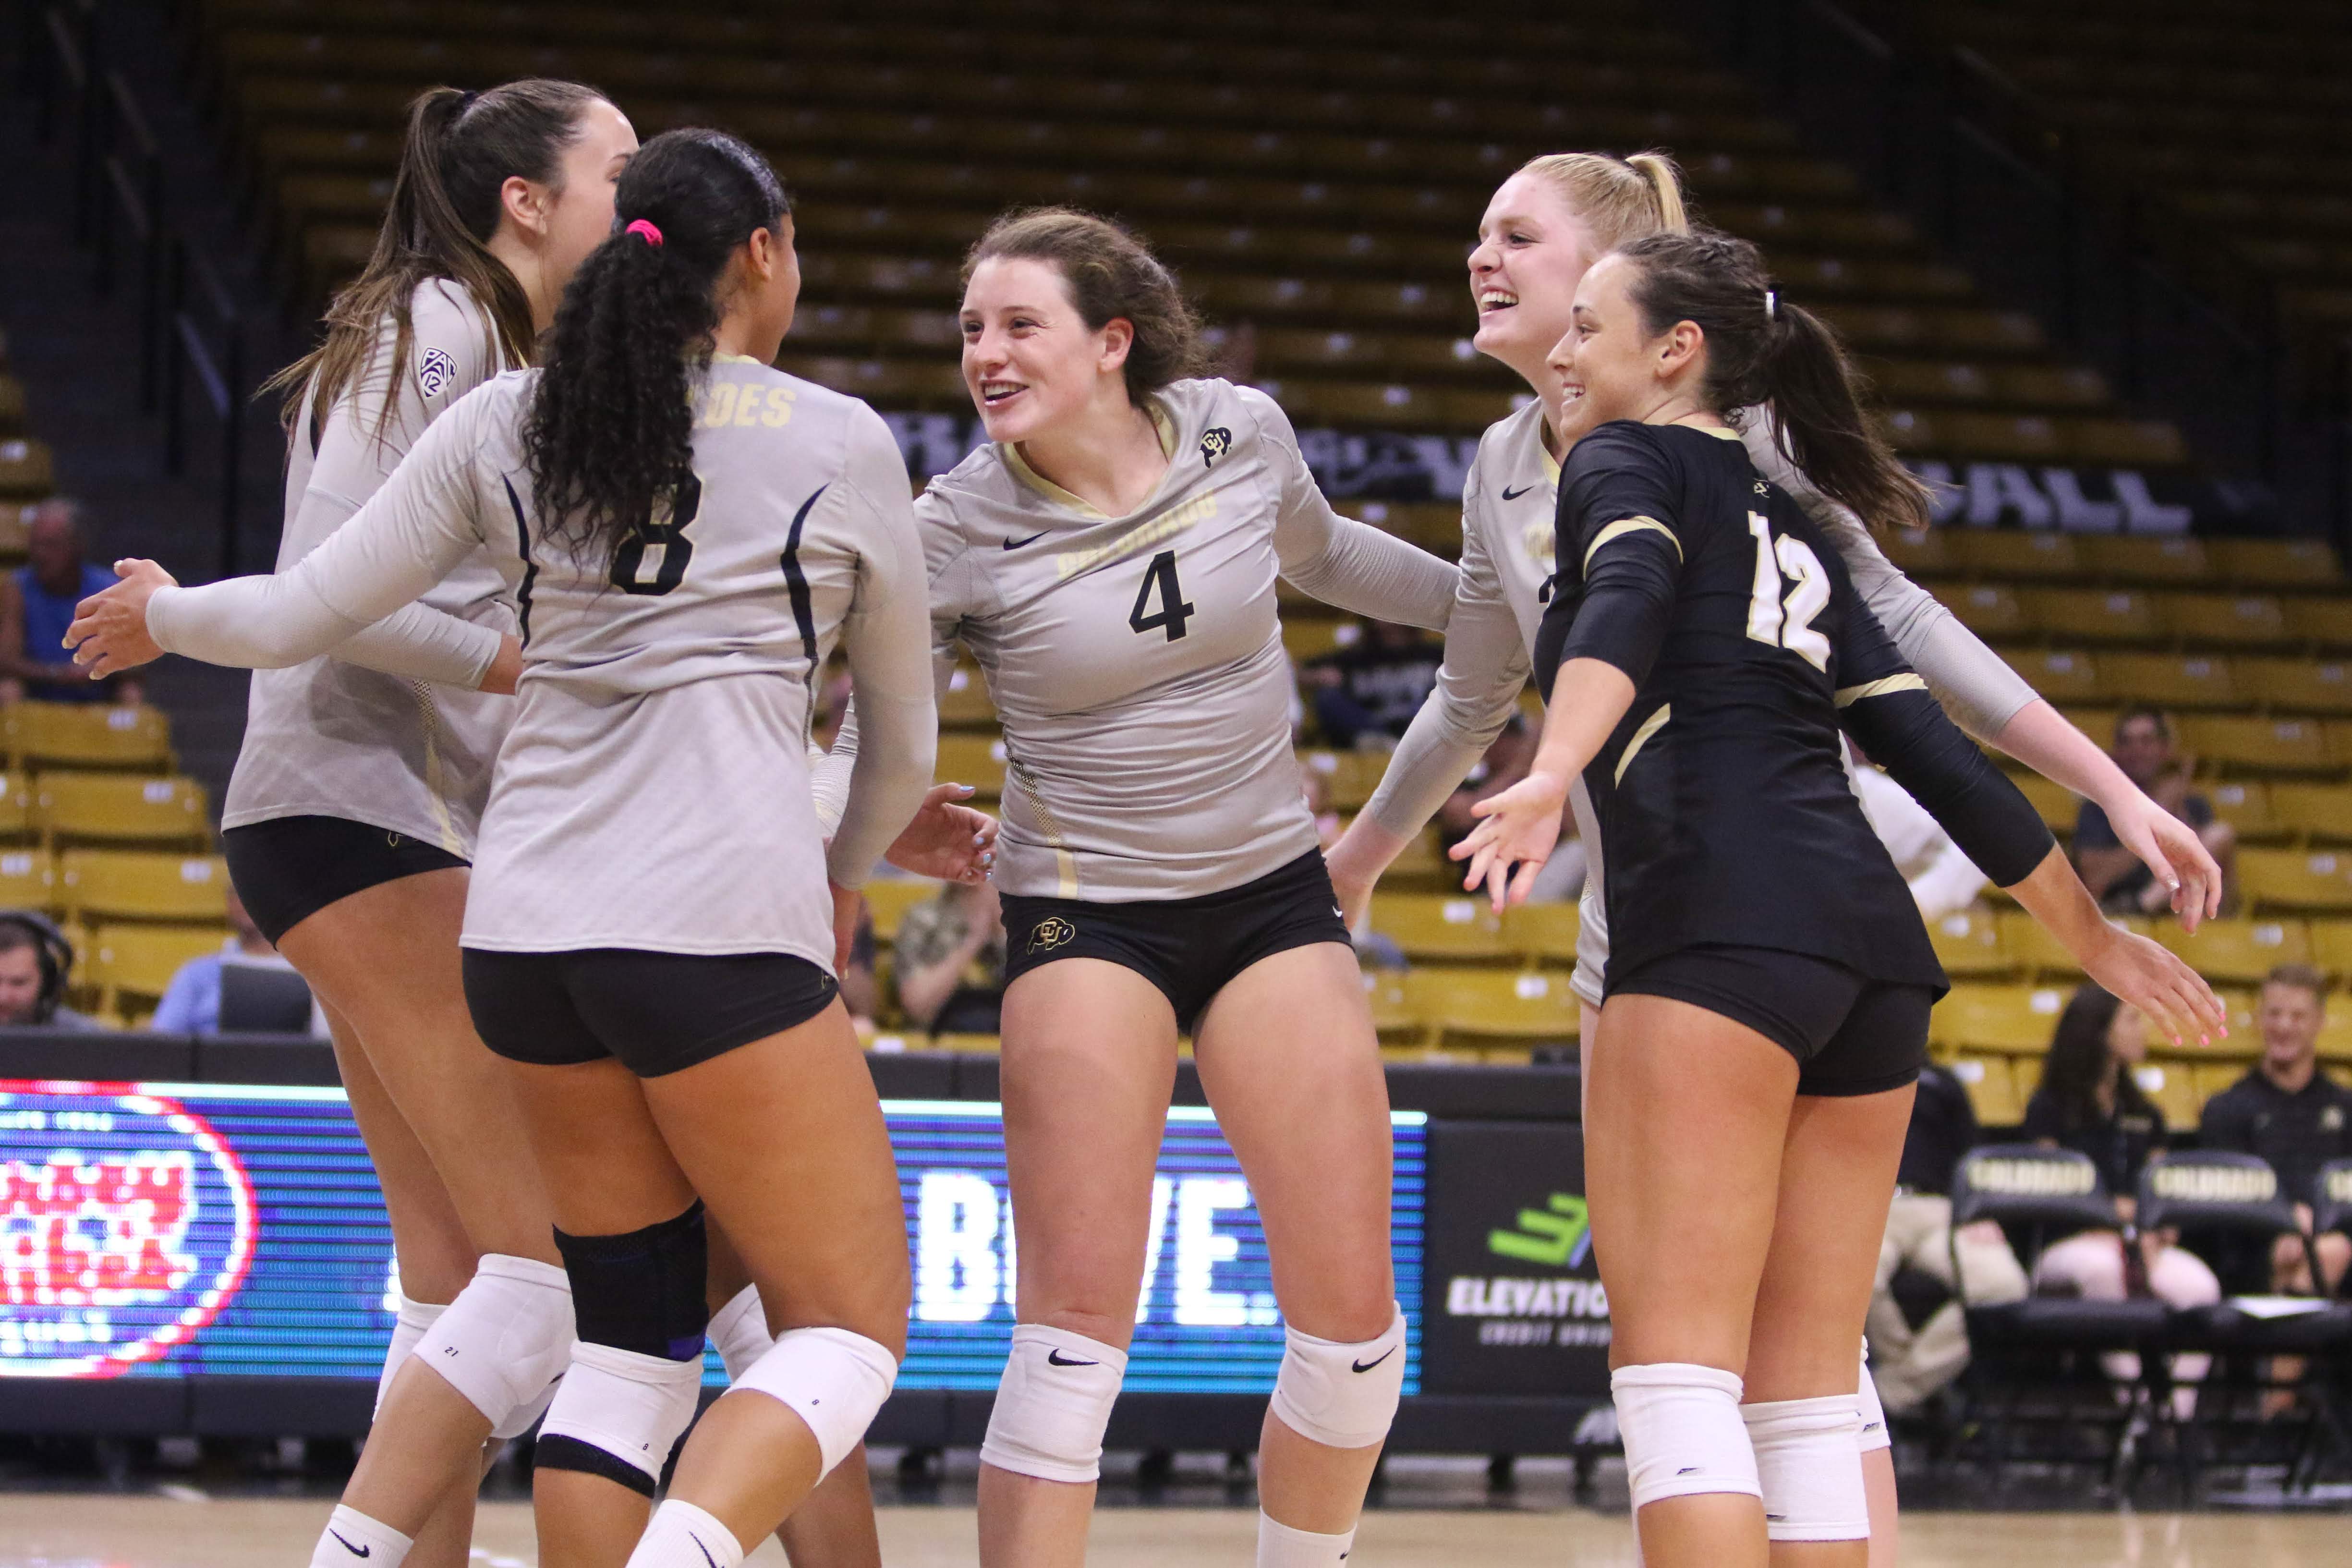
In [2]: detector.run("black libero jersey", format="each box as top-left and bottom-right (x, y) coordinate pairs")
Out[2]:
(1534, 422), (2052, 993)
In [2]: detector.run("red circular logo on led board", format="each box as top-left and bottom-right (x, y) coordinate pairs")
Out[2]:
(0, 1083), (258, 1378)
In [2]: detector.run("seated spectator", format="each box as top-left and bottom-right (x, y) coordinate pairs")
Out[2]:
(2197, 963), (2352, 1298)
(0, 498), (144, 706)
(1867, 1062), (2028, 1413)
(1300, 619), (1440, 751)
(0, 912), (99, 1029)
(1850, 744), (1987, 920)
(152, 888), (323, 1036)
(838, 902), (880, 1029)
(894, 878), (1006, 1036)
(2073, 707), (2234, 914)
(2025, 984), (2222, 1408)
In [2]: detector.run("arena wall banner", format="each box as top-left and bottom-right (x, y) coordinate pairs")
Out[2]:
(0, 1081), (1424, 1406)
(1419, 1121), (1611, 1401)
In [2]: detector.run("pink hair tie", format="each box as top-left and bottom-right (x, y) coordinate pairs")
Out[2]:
(625, 219), (664, 248)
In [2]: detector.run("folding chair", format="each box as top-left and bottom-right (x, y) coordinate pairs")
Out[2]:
(2136, 1152), (2352, 1489)
(1946, 1144), (2169, 1483)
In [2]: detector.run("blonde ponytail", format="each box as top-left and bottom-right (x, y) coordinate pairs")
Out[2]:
(1514, 149), (1693, 251)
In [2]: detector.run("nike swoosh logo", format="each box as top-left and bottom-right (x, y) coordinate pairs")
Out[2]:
(1350, 1346), (1396, 1374)
(1004, 531), (1047, 550)
(1501, 484), (1538, 501)
(692, 1536), (720, 1568)
(1047, 1349), (1100, 1367)
(329, 1531), (371, 1558)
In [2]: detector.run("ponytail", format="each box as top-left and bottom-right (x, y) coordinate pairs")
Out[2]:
(1614, 228), (1931, 534)
(267, 79), (606, 438)
(1515, 149), (1692, 251)
(523, 128), (790, 567)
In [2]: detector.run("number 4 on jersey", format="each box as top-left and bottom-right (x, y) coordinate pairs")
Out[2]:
(1128, 549), (1195, 642)
(1744, 512), (1830, 671)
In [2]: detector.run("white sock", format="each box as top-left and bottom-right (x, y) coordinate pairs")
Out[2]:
(628, 1499), (745, 1568)
(311, 1504), (412, 1568)
(1259, 1513), (1357, 1566)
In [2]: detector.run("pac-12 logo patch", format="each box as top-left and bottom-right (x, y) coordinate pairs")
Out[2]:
(1028, 916), (1077, 954)
(0, 1085), (258, 1378)
(416, 346), (459, 401)
(1199, 427), (1232, 468)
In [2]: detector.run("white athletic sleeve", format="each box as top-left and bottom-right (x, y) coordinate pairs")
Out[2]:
(821, 413), (940, 889)
(147, 387), (500, 668)
(1362, 464), (1531, 839)
(286, 280), (509, 688)
(1246, 389), (1458, 631)
(1741, 410), (2036, 740)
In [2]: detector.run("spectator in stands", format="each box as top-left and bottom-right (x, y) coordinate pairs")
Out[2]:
(0, 498), (142, 706)
(1867, 1063), (2027, 1413)
(151, 887), (322, 1036)
(893, 877), (1006, 1036)
(1299, 617), (1441, 750)
(2025, 983), (2221, 1406)
(2073, 708), (2234, 914)
(0, 912), (98, 1029)
(1851, 744), (1988, 920)
(2198, 962), (2352, 1297)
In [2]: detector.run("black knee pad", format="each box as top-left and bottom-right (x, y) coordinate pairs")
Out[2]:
(552, 1201), (712, 1361)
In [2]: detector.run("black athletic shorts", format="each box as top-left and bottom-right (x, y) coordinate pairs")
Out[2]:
(461, 948), (839, 1078)
(223, 814), (470, 945)
(1611, 944), (1933, 1097)
(999, 848), (1353, 1034)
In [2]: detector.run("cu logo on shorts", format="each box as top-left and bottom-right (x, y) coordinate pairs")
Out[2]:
(1029, 916), (1077, 954)
(1199, 427), (1232, 468)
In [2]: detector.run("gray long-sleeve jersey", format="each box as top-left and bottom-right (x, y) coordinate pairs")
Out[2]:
(829, 377), (1457, 902)
(1362, 398), (2038, 1004)
(148, 359), (936, 965)
(225, 280), (521, 853)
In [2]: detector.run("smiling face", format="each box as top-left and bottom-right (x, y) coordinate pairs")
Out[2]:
(1467, 171), (1605, 393)
(1546, 251), (1685, 446)
(959, 255), (1134, 443)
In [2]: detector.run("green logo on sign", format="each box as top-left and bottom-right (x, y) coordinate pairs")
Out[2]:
(1489, 1193), (1592, 1268)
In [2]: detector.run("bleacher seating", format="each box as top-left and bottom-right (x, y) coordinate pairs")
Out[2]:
(192, 0), (2190, 473)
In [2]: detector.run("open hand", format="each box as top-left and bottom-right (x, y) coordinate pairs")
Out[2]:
(885, 782), (998, 883)
(2084, 926), (2227, 1047)
(64, 559), (178, 679)
(1449, 768), (1571, 912)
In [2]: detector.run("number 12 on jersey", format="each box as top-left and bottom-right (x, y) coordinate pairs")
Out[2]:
(1744, 512), (1830, 671)
(1128, 549), (1195, 641)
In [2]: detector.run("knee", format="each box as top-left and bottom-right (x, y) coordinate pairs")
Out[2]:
(1612, 1364), (1761, 1511)
(2320, 1232), (2352, 1290)
(2150, 1245), (2222, 1308)
(2034, 1234), (2125, 1300)
(1270, 1303), (1407, 1451)
(982, 1324), (1131, 1483)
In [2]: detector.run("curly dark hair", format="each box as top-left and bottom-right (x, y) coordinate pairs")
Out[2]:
(962, 207), (1209, 401)
(1610, 227), (1932, 534)
(522, 127), (789, 565)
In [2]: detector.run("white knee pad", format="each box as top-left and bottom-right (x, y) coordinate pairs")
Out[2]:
(709, 1284), (773, 1382)
(536, 1341), (707, 1494)
(733, 1325), (897, 1480)
(1268, 1305), (1406, 1452)
(375, 1292), (446, 1416)
(1855, 1355), (1890, 1454)
(1611, 1363), (1759, 1509)
(412, 1254), (575, 1437)
(979, 1325), (1129, 1483)
(1743, 1396), (1868, 1542)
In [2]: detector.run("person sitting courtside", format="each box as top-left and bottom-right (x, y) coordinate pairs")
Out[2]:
(0, 498), (145, 706)
(2073, 707), (2234, 915)
(151, 886), (325, 1036)
(2198, 962), (2352, 1297)
(0, 912), (99, 1029)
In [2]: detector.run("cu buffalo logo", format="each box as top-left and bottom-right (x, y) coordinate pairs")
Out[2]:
(0, 1085), (257, 1378)
(1199, 427), (1232, 468)
(1028, 916), (1078, 954)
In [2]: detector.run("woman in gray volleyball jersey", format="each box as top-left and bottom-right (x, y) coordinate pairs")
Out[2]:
(72, 132), (941, 1568)
(1321, 151), (2225, 1567)
(824, 208), (1454, 1568)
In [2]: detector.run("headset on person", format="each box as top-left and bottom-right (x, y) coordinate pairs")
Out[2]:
(0, 910), (76, 1023)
